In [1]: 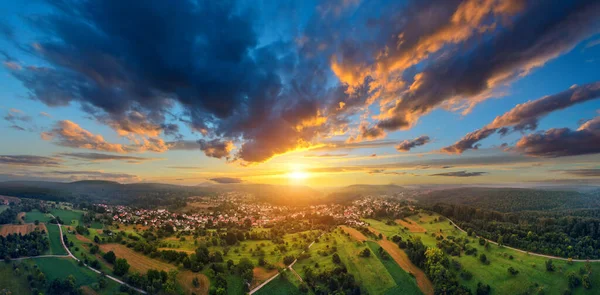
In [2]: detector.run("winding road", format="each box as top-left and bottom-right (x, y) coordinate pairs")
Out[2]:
(12, 215), (147, 294)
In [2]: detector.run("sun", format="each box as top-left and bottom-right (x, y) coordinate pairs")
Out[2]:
(288, 170), (309, 181)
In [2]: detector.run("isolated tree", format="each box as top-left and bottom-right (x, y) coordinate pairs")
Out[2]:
(508, 267), (519, 276)
(476, 282), (491, 295)
(545, 259), (555, 272)
(332, 253), (341, 264)
(582, 274), (592, 289)
(567, 271), (581, 288)
(283, 255), (295, 265)
(479, 254), (488, 264)
(113, 258), (130, 276)
(103, 251), (116, 264)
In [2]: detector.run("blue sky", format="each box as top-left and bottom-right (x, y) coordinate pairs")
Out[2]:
(1, 0), (600, 187)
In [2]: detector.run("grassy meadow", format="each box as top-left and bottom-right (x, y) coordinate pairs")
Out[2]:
(366, 212), (600, 295)
(47, 223), (68, 255)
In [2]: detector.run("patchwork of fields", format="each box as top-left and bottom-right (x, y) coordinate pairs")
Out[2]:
(368, 213), (600, 295)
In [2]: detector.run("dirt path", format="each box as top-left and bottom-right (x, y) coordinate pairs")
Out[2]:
(369, 227), (434, 295)
(340, 225), (368, 241)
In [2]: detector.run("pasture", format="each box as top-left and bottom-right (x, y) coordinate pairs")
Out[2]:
(367, 212), (600, 295)
(254, 276), (303, 295)
(24, 209), (52, 223)
(51, 208), (84, 226)
(98, 243), (176, 274)
(0, 262), (31, 294)
(47, 224), (68, 255)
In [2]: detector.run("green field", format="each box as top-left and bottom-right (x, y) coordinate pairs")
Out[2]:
(254, 276), (303, 295)
(47, 224), (68, 255)
(90, 221), (104, 229)
(291, 228), (417, 295)
(367, 213), (600, 295)
(64, 229), (114, 274)
(51, 208), (83, 226)
(0, 262), (32, 294)
(227, 274), (245, 295)
(365, 241), (421, 295)
(0, 205), (8, 213)
(24, 257), (121, 294)
(24, 209), (52, 223)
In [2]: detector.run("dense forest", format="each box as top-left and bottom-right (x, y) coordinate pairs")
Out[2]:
(0, 181), (202, 208)
(0, 231), (50, 258)
(430, 203), (600, 259)
(419, 188), (600, 212)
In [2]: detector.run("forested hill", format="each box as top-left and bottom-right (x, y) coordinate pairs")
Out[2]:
(0, 180), (207, 208)
(418, 187), (600, 212)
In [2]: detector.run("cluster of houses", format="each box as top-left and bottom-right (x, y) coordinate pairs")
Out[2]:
(94, 193), (409, 231)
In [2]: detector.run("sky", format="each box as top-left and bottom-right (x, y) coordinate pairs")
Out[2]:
(1, 0), (600, 187)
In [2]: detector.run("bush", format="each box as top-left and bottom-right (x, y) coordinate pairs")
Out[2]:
(359, 248), (371, 258)
(283, 255), (295, 266)
(460, 270), (473, 280)
(508, 267), (519, 276)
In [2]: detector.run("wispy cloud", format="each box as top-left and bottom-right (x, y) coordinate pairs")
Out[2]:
(429, 171), (487, 177)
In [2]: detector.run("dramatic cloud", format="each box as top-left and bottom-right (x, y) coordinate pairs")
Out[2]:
(209, 177), (243, 184)
(42, 120), (127, 153)
(443, 81), (600, 153)
(429, 170), (487, 177)
(396, 136), (430, 152)
(0, 155), (62, 167)
(58, 152), (160, 163)
(43, 120), (169, 153)
(5, 0), (600, 163)
(198, 139), (235, 159)
(515, 116), (600, 157)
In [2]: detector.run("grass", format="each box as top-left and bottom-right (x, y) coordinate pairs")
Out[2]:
(47, 224), (68, 255)
(293, 228), (398, 295)
(368, 212), (600, 295)
(227, 274), (245, 295)
(0, 205), (8, 213)
(0, 261), (32, 294)
(24, 257), (121, 294)
(365, 241), (421, 295)
(254, 276), (303, 295)
(24, 209), (52, 223)
(90, 221), (104, 229)
(51, 208), (83, 226)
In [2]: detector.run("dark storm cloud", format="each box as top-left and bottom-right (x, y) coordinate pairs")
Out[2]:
(6, 0), (366, 163)
(443, 81), (600, 153)
(429, 170), (487, 177)
(198, 139), (234, 159)
(0, 155), (62, 167)
(209, 177), (243, 184)
(396, 136), (430, 152)
(515, 116), (600, 157)
(58, 152), (160, 163)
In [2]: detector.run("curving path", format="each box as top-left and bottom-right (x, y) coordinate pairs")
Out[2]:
(248, 233), (322, 295)
(444, 216), (600, 263)
(12, 215), (147, 294)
